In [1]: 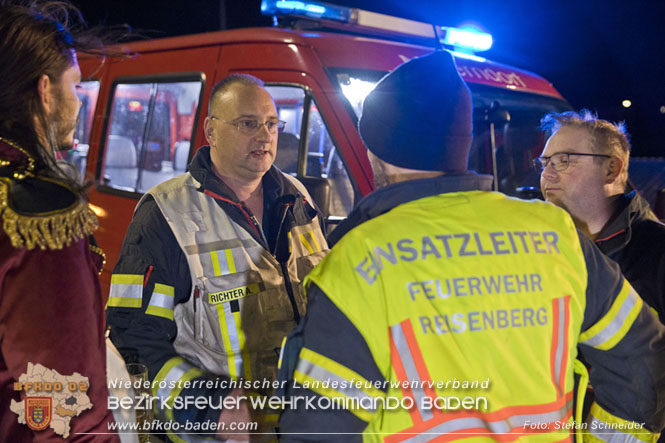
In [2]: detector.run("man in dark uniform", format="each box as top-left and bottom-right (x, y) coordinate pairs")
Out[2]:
(537, 110), (665, 322)
(106, 74), (328, 442)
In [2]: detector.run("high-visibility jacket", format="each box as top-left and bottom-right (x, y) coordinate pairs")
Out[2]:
(148, 172), (327, 384)
(147, 172), (326, 442)
(279, 177), (665, 443)
(107, 147), (328, 443)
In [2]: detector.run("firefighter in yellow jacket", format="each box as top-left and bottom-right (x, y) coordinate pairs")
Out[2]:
(277, 51), (665, 442)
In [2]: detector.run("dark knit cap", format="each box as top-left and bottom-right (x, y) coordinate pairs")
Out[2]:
(358, 50), (473, 172)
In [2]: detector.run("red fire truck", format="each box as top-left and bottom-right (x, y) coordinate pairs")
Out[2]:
(73, 0), (573, 293)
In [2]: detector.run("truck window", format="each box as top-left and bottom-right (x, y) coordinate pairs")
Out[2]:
(468, 87), (570, 196)
(102, 79), (203, 193)
(267, 85), (354, 218)
(64, 80), (100, 182)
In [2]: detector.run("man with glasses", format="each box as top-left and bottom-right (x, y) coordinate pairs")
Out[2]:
(536, 110), (665, 322)
(107, 74), (328, 441)
(277, 52), (665, 442)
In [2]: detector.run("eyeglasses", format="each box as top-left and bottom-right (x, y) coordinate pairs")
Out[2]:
(210, 116), (286, 135)
(533, 152), (611, 173)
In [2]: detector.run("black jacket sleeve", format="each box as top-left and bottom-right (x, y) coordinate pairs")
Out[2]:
(278, 284), (382, 442)
(577, 232), (665, 432)
(106, 196), (230, 427)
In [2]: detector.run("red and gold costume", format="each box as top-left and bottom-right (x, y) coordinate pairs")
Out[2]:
(0, 138), (118, 441)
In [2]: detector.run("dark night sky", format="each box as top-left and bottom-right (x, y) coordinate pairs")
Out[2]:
(73, 0), (665, 157)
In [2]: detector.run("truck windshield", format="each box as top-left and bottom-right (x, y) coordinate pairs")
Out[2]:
(334, 70), (571, 198)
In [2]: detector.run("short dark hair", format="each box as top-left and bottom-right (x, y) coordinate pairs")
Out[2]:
(540, 109), (631, 186)
(208, 73), (265, 114)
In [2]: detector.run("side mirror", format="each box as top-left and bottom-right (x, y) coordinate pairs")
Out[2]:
(297, 175), (331, 221)
(486, 104), (511, 193)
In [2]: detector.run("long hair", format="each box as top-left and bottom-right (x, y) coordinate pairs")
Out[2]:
(0, 0), (127, 196)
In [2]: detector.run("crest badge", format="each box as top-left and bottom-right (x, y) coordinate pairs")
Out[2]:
(25, 397), (52, 431)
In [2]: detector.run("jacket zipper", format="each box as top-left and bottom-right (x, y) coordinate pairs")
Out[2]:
(272, 201), (293, 257)
(204, 188), (302, 323)
(203, 189), (267, 249)
(280, 261), (301, 323)
(193, 284), (201, 340)
(274, 200), (300, 323)
(248, 212), (269, 249)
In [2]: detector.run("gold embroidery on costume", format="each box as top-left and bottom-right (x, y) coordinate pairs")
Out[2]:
(89, 244), (107, 275)
(0, 138), (98, 250)
(0, 178), (99, 250)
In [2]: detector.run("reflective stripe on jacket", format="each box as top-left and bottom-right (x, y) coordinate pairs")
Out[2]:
(300, 191), (647, 442)
(147, 171), (327, 386)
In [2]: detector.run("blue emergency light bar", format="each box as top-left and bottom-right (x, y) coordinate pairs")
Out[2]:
(260, 0), (493, 53)
(439, 26), (493, 52)
(260, 0), (350, 22)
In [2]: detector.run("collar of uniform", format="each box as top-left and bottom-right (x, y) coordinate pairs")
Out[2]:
(186, 145), (311, 252)
(594, 191), (654, 253)
(329, 172), (493, 247)
(187, 145), (301, 203)
(0, 137), (36, 179)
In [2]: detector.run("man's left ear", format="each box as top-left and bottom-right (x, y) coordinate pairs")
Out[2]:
(37, 74), (53, 114)
(605, 156), (624, 184)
